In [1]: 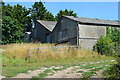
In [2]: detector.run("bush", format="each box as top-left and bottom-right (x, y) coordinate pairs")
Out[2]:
(95, 26), (120, 79)
(104, 49), (120, 79)
(93, 36), (115, 55)
(94, 27), (120, 55)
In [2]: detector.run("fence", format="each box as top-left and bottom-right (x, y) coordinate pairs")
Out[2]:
(26, 46), (78, 61)
(26, 45), (120, 61)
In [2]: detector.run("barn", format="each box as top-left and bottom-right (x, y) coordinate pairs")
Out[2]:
(52, 16), (120, 50)
(32, 16), (120, 50)
(32, 20), (57, 43)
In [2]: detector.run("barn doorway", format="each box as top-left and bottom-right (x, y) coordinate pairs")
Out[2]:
(45, 33), (51, 43)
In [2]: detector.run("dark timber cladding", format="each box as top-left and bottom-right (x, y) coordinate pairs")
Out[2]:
(32, 20), (57, 43)
(32, 16), (120, 50)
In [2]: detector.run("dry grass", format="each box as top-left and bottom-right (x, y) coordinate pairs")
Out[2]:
(2, 43), (115, 77)
(2, 43), (101, 62)
(2, 43), (54, 59)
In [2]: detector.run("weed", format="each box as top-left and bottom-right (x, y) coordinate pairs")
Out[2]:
(52, 68), (62, 71)
(39, 69), (52, 78)
(89, 67), (104, 71)
(82, 72), (96, 78)
(76, 71), (84, 73)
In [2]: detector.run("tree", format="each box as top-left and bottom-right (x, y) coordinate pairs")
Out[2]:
(55, 9), (77, 21)
(30, 2), (54, 22)
(2, 3), (31, 44)
(106, 26), (120, 45)
(44, 11), (55, 21)
(110, 28), (120, 45)
(2, 16), (24, 44)
(2, 4), (13, 17)
(12, 4), (32, 32)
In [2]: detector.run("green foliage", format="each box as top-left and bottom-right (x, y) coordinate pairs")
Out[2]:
(104, 46), (120, 79)
(2, 16), (24, 44)
(55, 9), (77, 21)
(30, 2), (55, 22)
(82, 72), (96, 78)
(94, 36), (115, 55)
(107, 27), (120, 45)
(39, 69), (52, 78)
(1, 1), (78, 44)
(94, 26), (120, 79)
(76, 71), (84, 73)
(2, 2), (31, 44)
(12, 4), (32, 32)
(94, 26), (120, 55)
(104, 64), (120, 79)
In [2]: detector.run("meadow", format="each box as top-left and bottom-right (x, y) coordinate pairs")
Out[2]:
(1, 43), (116, 77)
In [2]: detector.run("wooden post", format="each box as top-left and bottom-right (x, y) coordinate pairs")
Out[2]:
(26, 48), (30, 61)
(36, 48), (39, 61)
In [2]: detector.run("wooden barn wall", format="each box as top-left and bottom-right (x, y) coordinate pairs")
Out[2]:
(52, 17), (77, 45)
(33, 22), (51, 43)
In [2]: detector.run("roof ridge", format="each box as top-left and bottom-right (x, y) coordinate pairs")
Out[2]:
(37, 20), (57, 23)
(63, 16), (120, 26)
(63, 16), (120, 22)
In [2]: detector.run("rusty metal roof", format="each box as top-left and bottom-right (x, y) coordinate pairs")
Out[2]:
(63, 16), (120, 26)
(37, 20), (57, 32)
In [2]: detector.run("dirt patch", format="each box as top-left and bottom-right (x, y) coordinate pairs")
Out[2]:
(2, 60), (115, 78)
(46, 67), (76, 78)
(12, 67), (48, 78)
(91, 70), (104, 78)
(0, 75), (6, 80)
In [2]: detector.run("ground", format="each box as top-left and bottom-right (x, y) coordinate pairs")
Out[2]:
(0, 47), (116, 79)
(2, 59), (115, 79)
(0, 49), (5, 79)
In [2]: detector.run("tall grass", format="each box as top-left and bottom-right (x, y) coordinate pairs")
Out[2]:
(2, 43), (54, 59)
(2, 43), (115, 77)
(2, 43), (106, 62)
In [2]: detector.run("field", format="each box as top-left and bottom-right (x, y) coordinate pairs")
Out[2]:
(0, 43), (117, 78)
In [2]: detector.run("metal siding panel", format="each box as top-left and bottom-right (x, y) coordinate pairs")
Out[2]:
(78, 24), (106, 50)
(79, 24), (106, 38)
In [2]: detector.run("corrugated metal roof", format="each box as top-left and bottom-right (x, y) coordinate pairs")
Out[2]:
(37, 20), (57, 32)
(63, 16), (120, 26)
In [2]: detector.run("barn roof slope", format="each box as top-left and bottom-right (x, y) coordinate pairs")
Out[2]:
(37, 20), (57, 32)
(63, 16), (120, 26)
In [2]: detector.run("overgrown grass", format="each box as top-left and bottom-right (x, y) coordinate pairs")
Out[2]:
(1, 43), (116, 77)
(2, 43), (104, 61)
(2, 43), (55, 60)
(103, 53), (120, 79)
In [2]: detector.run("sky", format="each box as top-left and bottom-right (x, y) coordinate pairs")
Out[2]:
(5, 2), (119, 20)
